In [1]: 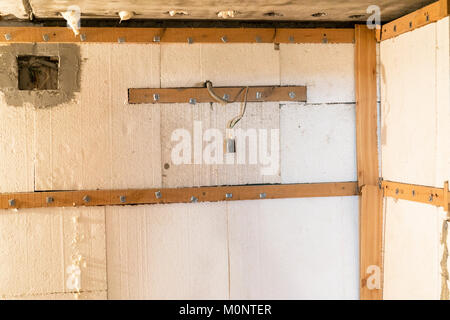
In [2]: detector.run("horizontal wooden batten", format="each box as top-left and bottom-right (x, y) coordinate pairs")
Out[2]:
(382, 180), (450, 210)
(128, 86), (307, 104)
(0, 182), (359, 210)
(380, 0), (449, 41)
(0, 27), (355, 44)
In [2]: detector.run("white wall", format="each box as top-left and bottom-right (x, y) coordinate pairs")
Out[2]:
(380, 17), (450, 299)
(0, 41), (359, 299)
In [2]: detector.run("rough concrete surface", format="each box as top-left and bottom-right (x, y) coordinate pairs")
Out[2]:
(0, 43), (80, 108)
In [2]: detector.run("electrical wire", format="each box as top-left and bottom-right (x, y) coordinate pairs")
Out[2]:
(205, 80), (249, 129)
(227, 86), (249, 129)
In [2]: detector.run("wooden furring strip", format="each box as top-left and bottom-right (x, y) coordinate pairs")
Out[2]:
(0, 182), (359, 211)
(380, 0), (449, 41)
(0, 27), (355, 44)
(383, 180), (448, 209)
(355, 25), (383, 300)
(128, 86), (307, 104)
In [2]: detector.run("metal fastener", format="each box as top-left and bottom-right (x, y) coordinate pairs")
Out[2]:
(43, 34), (49, 42)
(221, 36), (228, 43)
(83, 195), (90, 203)
(288, 35), (294, 43)
(153, 93), (160, 101)
(256, 92), (262, 99)
(429, 195), (433, 202)
(46, 197), (54, 204)
(260, 193), (267, 199)
(8, 199), (15, 206)
(4, 33), (12, 41)
(255, 36), (262, 43)
(190, 196), (198, 203)
(395, 188), (399, 195)
(118, 37), (125, 43)
(155, 191), (162, 199)
(120, 195), (126, 203)
(289, 91), (296, 99)
(187, 37), (193, 44)
(189, 98), (197, 105)
(153, 35), (161, 42)
(322, 37), (328, 44)
(80, 34), (87, 41)
(225, 193), (233, 199)
(223, 93), (230, 101)
(412, 190), (416, 197)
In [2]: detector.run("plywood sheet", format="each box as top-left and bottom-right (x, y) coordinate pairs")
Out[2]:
(0, 207), (107, 296)
(105, 203), (229, 299)
(280, 103), (357, 184)
(380, 23), (438, 187)
(383, 198), (442, 300)
(227, 197), (359, 299)
(280, 43), (355, 103)
(160, 102), (280, 187)
(34, 44), (162, 191)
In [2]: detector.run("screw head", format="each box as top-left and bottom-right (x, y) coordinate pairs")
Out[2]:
(120, 195), (126, 203)
(118, 37), (125, 43)
(189, 98), (197, 105)
(190, 196), (198, 203)
(288, 35), (294, 43)
(223, 93), (230, 101)
(46, 196), (54, 204)
(80, 34), (87, 41)
(187, 37), (193, 44)
(221, 36), (228, 43)
(4, 33), (12, 41)
(429, 195), (433, 202)
(153, 93), (160, 101)
(83, 195), (91, 203)
(255, 36), (262, 43)
(412, 190), (415, 196)
(256, 92), (262, 99)
(260, 193), (267, 199)
(225, 193), (233, 199)
(8, 199), (15, 206)
(155, 191), (162, 199)
(289, 91), (296, 99)
(43, 34), (49, 42)
(395, 188), (399, 195)
(153, 35), (161, 42)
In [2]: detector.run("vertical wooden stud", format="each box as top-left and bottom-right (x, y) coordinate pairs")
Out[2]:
(355, 25), (383, 300)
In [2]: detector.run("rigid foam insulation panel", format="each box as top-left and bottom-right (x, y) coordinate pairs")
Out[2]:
(280, 103), (357, 184)
(383, 198), (443, 300)
(0, 103), (34, 192)
(228, 197), (359, 300)
(106, 203), (229, 299)
(381, 19), (450, 188)
(161, 102), (280, 187)
(106, 197), (359, 300)
(280, 43), (355, 104)
(34, 44), (162, 191)
(4, 291), (107, 300)
(381, 18), (450, 299)
(0, 206), (107, 298)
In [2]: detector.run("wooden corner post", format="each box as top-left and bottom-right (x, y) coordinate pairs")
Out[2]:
(355, 25), (384, 300)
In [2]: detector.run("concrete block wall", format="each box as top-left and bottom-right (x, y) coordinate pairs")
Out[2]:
(380, 17), (450, 299)
(0, 41), (359, 299)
